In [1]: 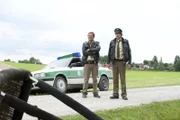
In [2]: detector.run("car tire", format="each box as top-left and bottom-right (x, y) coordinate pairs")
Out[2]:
(98, 76), (109, 91)
(53, 76), (67, 93)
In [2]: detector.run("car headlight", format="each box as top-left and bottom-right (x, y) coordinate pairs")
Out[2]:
(34, 73), (45, 79)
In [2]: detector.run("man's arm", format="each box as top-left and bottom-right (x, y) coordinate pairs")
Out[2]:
(107, 42), (111, 64)
(127, 40), (132, 64)
(89, 42), (101, 53)
(82, 43), (95, 56)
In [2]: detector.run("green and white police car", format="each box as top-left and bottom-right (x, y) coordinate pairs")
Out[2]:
(31, 52), (113, 93)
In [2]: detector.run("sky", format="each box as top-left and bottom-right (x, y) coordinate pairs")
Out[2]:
(0, 0), (180, 64)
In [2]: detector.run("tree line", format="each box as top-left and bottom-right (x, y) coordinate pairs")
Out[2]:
(99, 55), (180, 71)
(4, 55), (180, 71)
(4, 57), (42, 64)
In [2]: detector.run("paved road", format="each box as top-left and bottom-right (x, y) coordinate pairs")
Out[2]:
(23, 86), (180, 120)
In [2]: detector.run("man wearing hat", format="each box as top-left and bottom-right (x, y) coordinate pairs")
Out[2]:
(107, 28), (132, 100)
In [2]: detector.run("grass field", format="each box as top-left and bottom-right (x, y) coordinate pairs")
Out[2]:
(109, 70), (180, 89)
(3, 61), (46, 71)
(61, 99), (180, 120)
(2, 62), (180, 89)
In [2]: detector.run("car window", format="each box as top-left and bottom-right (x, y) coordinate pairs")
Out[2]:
(43, 58), (71, 69)
(69, 58), (83, 67)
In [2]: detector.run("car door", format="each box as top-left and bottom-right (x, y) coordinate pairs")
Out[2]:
(68, 58), (84, 84)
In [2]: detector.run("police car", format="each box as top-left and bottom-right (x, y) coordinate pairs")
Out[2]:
(31, 52), (113, 93)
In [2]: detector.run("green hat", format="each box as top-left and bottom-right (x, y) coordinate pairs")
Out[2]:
(114, 28), (122, 33)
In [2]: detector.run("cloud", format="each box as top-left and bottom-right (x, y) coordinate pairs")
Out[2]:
(0, 0), (180, 64)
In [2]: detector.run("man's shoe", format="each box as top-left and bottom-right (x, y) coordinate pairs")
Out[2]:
(82, 92), (87, 98)
(110, 96), (119, 99)
(82, 94), (87, 98)
(122, 96), (128, 100)
(94, 94), (100, 98)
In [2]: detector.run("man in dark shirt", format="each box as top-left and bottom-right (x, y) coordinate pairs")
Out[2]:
(82, 32), (101, 98)
(107, 28), (132, 100)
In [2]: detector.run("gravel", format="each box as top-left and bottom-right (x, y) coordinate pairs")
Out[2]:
(0, 61), (14, 71)
(22, 86), (180, 120)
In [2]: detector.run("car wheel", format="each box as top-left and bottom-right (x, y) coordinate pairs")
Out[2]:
(53, 76), (67, 93)
(98, 76), (109, 91)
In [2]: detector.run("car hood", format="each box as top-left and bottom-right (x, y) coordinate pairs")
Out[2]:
(31, 67), (110, 75)
(31, 67), (68, 75)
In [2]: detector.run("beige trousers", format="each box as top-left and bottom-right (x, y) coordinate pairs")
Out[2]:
(83, 64), (98, 94)
(112, 60), (127, 97)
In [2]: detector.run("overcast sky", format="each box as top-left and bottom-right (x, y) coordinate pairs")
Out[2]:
(0, 0), (179, 64)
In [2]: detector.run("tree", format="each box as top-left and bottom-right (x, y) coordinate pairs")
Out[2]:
(167, 64), (175, 71)
(163, 63), (168, 68)
(131, 62), (135, 67)
(153, 56), (158, 63)
(4, 59), (11, 62)
(174, 55), (180, 65)
(157, 57), (165, 71)
(152, 56), (158, 70)
(174, 61), (180, 71)
(149, 60), (154, 67)
(135, 64), (139, 68)
(35, 59), (42, 64)
(18, 57), (42, 64)
(18, 59), (29, 63)
(99, 55), (108, 64)
(29, 57), (36, 64)
(143, 60), (149, 65)
(163, 63), (169, 70)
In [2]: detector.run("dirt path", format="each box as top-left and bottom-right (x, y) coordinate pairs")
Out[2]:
(23, 86), (180, 120)
(0, 61), (14, 71)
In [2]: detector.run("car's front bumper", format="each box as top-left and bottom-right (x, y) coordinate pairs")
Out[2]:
(31, 78), (54, 90)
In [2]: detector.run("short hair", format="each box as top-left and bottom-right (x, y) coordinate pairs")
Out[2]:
(88, 32), (95, 37)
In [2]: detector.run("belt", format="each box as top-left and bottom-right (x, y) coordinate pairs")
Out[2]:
(85, 61), (98, 64)
(115, 59), (124, 61)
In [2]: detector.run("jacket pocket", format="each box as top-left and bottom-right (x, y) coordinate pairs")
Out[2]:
(124, 43), (129, 52)
(124, 53), (129, 62)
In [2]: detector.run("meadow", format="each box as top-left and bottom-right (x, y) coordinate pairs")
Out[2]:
(114, 70), (180, 89)
(61, 100), (180, 120)
(3, 61), (45, 71)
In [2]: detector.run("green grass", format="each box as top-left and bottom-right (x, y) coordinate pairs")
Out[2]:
(61, 100), (180, 120)
(3, 61), (46, 71)
(109, 70), (180, 89)
(2, 62), (180, 88)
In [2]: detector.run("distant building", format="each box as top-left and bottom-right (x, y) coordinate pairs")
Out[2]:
(143, 65), (150, 70)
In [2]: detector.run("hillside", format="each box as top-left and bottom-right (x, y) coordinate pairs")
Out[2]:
(2, 61), (46, 71)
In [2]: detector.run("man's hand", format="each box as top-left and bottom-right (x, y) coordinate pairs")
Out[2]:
(86, 49), (90, 52)
(128, 64), (131, 69)
(107, 64), (111, 69)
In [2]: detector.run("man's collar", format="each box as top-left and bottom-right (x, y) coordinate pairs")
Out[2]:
(114, 37), (124, 42)
(88, 40), (94, 44)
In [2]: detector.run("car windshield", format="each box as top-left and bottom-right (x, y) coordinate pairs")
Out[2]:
(43, 58), (71, 69)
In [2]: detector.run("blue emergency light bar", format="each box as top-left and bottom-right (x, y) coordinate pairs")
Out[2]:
(57, 52), (81, 60)
(73, 52), (81, 57)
